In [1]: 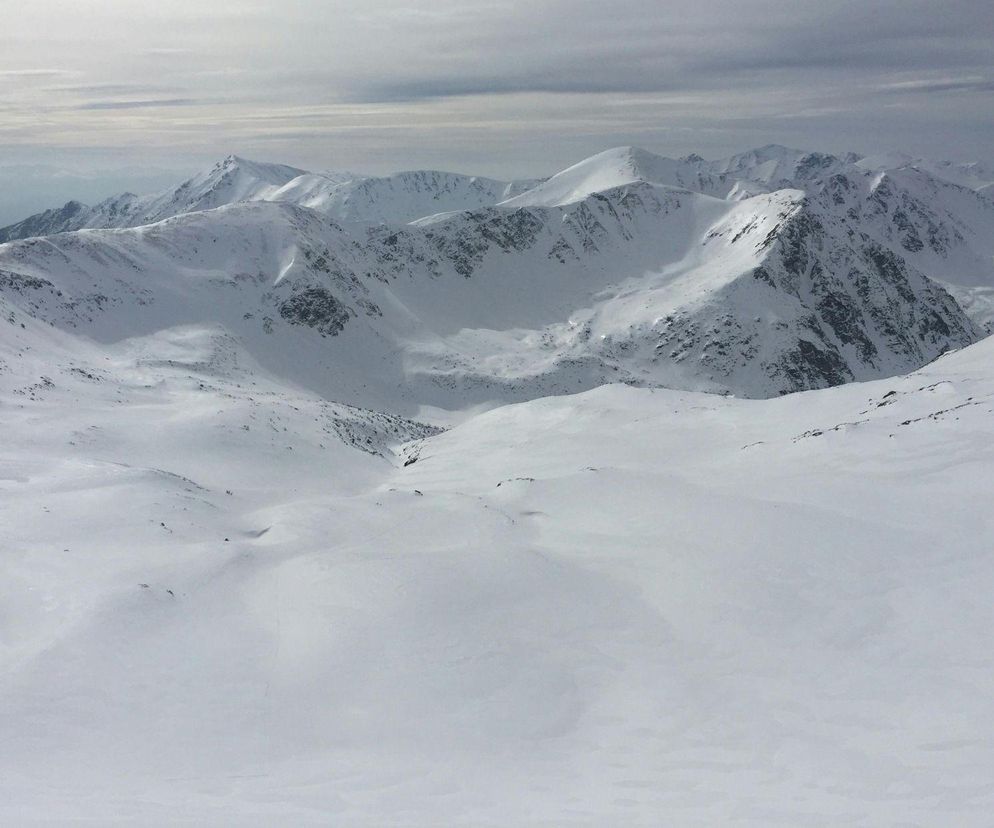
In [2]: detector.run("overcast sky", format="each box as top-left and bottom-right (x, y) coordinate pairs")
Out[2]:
(1, 0), (992, 219)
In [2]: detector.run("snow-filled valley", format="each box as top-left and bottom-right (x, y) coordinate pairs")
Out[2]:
(3, 144), (994, 824)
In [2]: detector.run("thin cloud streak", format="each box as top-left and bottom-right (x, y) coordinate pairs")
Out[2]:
(76, 98), (204, 111)
(878, 77), (994, 94)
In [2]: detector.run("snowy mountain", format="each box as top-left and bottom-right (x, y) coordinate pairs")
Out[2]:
(857, 152), (994, 191)
(0, 155), (306, 242)
(0, 158), (538, 241)
(2, 144), (991, 405)
(4, 143), (994, 823)
(0, 199), (92, 242)
(703, 143), (858, 193)
(276, 169), (541, 225)
(500, 146), (720, 205)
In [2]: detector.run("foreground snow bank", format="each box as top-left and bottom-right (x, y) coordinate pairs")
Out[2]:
(2, 332), (994, 824)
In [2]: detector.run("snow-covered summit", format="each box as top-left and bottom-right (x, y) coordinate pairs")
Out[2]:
(0, 155), (309, 241)
(500, 146), (696, 207)
(131, 155), (310, 219)
(164, 155), (307, 209)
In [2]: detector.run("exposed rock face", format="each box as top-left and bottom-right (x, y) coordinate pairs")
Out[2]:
(278, 287), (351, 336)
(0, 201), (89, 243)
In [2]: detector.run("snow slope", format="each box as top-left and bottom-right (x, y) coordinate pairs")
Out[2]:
(277, 169), (541, 225)
(501, 145), (745, 206)
(2, 307), (994, 824)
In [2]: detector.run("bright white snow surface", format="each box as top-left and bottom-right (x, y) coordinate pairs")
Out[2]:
(3, 143), (994, 823)
(2, 313), (994, 824)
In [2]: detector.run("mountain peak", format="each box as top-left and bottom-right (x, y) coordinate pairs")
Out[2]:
(206, 155), (307, 184)
(501, 146), (687, 207)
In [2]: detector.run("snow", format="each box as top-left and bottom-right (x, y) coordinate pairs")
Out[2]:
(498, 146), (686, 207)
(3, 143), (994, 823)
(3, 309), (994, 823)
(858, 152), (994, 192)
(0, 160), (984, 407)
(102, 155), (309, 227)
(0, 160), (541, 241)
(275, 170), (540, 225)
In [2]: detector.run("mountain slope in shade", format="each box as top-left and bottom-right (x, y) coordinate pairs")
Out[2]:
(705, 144), (856, 189)
(805, 165), (994, 328)
(0, 200), (90, 243)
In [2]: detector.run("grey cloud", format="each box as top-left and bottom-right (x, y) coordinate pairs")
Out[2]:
(0, 69), (76, 79)
(1, 0), (992, 178)
(354, 75), (682, 104)
(77, 98), (203, 111)
(50, 83), (183, 96)
(329, 0), (994, 104)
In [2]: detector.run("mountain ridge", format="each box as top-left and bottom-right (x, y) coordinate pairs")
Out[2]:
(2, 144), (993, 409)
(2, 144), (988, 407)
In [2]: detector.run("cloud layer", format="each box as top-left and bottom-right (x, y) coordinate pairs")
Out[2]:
(0, 0), (991, 178)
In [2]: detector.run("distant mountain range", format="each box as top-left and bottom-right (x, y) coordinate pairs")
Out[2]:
(2, 144), (993, 405)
